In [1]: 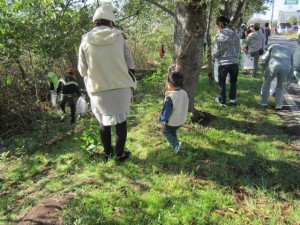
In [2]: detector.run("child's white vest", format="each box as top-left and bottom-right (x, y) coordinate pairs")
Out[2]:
(165, 89), (189, 126)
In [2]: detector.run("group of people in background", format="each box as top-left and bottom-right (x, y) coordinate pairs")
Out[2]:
(212, 16), (296, 111)
(48, 7), (299, 163)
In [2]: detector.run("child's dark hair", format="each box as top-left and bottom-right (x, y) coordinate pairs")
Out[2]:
(168, 72), (184, 88)
(216, 16), (230, 28)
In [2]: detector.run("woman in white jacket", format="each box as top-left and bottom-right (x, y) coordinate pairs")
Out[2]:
(78, 2), (136, 162)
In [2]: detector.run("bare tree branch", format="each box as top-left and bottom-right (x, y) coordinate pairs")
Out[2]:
(230, 0), (250, 24)
(142, 0), (175, 17)
(118, 9), (142, 23)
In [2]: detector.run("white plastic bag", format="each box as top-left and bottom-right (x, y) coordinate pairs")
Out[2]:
(214, 60), (231, 84)
(76, 95), (88, 114)
(270, 77), (277, 96)
(242, 52), (254, 70)
(226, 74), (230, 84)
(214, 60), (219, 82)
(50, 90), (57, 107)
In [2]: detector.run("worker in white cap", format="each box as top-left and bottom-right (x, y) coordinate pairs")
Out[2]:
(78, 1), (136, 162)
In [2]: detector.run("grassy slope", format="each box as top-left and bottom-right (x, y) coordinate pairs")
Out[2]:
(1, 61), (300, 225)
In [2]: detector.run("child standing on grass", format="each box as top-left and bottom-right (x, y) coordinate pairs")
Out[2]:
(159, 72), (189, 153)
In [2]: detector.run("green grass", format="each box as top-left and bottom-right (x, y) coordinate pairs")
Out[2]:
(1, 62), (300, 224)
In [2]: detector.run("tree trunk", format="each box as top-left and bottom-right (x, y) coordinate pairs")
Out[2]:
(230, 0), (249, 25)
(222, 0), (232, 19)
(14, 58), (26, 80)
(218, 0), (250, 26)
(206, 0), (214, 85)
(169, 0), (207, 113)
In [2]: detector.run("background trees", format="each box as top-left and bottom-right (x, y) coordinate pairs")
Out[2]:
(0, 0), (270, 137)
(0, 0), (92, 137)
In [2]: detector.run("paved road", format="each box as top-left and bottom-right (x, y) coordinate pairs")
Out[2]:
(267, 34), (298, 52)
(267, 35), (300, 139)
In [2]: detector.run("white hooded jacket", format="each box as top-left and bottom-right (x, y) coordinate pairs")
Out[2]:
(78, 26), (136, 94)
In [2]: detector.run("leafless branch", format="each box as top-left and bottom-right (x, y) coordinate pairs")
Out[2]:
(142, 0), (175, 17)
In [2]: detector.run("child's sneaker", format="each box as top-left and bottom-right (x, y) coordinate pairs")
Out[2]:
(174, 142), (182, 154)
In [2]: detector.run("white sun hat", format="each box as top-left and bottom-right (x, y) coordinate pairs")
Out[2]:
(93, 0), (116, 23)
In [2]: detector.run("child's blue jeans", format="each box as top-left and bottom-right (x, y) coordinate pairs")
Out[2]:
(163, 124), (180, 147)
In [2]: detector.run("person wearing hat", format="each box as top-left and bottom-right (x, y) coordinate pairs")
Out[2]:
(78, 1), (136, 162)
(56, 68), (81, 124)
(212, 15), (240, 105)
(239, 23), (247, 39)
(259, 44), (293, 109)
(244, 22), (264, 78)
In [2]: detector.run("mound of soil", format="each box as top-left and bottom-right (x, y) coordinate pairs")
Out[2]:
(191, 110), (216, 127)
(14, 194), (74, 225)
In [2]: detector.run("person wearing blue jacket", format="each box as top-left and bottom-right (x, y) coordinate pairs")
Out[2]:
(212, 16), (241, 105)
(159, 72), (189, 153)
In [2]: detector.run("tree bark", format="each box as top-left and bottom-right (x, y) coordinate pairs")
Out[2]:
(206, 0), (214, 85)
(230, 0), (249, 25)
(222, 0), (232, 19)
(169, 0), (207, 113)
(14, 58), (26, 80)
(218, 0), (251, 26)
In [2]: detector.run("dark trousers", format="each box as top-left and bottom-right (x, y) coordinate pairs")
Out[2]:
(163, 124), (180, 147)
(217, 64), (239, 104)
(60, 95), (75, 121)
(100, 121), (127, 157)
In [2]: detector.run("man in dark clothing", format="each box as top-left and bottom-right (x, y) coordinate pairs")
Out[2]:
(264, 23), (271, 47)
(57, 68), (81, 124)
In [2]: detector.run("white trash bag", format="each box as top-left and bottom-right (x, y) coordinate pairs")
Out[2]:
(226, 74), (230, 84)
(214, 60), (231, 84)
(50, 90), (57, 107)
(242, 52), (254, 70)
(76, 95), (88, 114)
(270, 77), (277, 96)
(214, 60), (219, 82)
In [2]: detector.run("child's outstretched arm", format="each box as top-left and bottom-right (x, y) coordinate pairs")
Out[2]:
(159, 97), (173, 124)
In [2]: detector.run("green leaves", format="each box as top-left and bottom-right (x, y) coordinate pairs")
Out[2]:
(0, 0), (92, 61)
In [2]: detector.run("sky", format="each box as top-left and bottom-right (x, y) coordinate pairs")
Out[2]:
(252, 0), (300, 21)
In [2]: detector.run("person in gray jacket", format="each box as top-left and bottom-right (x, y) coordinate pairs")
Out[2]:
(259, 44), (293, 110)
(293, 41), (300, 82)
(212, 16), (240, 104)
(244, 23), (264, 78)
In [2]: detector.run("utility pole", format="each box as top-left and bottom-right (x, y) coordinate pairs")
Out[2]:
(270, 0), (275, 27)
